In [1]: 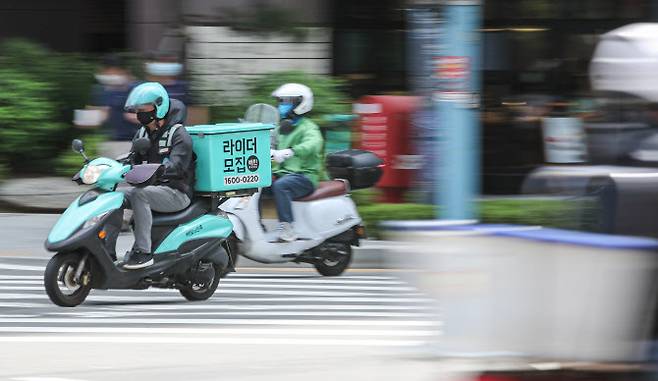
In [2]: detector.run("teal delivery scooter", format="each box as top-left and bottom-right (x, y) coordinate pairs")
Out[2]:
(43, 130), (258, 307)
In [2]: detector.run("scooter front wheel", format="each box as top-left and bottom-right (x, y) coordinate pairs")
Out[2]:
(179, 261), (221, 301)
(44, 252), (92, 307)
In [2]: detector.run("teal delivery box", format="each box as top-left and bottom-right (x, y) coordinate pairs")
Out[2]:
(186, 123), (274, 192)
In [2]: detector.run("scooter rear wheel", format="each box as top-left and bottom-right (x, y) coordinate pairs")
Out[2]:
(179, 261), (221, 301)
(314, 244), (352, 277)
(44, 252), (92, 307)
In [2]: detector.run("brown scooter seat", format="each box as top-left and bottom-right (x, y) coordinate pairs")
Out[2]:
(296, 180), (349, 202)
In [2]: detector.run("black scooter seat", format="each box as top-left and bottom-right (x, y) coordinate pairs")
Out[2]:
(152, 199), (209, 227)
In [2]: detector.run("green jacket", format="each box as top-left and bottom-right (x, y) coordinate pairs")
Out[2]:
(273, 117), (324, 186)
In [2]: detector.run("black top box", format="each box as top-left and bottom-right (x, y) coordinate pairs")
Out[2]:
(326, 149), (383, 190)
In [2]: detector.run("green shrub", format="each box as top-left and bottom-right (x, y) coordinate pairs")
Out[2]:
(351, 188), (380, 207)
(0, 68), (67, 171)
(0, 39), (96, 124)
(0, 39), (98, 175)
(209, 104), (249, 124)
(55, 134), (105, 176)
(358, 203), (436, 239)
(358, 198), (600, 239)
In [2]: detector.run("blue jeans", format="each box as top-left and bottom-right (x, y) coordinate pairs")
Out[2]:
(269, 174), (314, 223)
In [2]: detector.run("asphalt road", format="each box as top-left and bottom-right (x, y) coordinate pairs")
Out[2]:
(0, 214), (441, 380)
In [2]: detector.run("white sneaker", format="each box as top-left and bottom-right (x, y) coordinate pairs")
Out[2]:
(277, 222), (298, 242)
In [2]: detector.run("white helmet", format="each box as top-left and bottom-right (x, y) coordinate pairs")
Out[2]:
(271, 83), (314, 115)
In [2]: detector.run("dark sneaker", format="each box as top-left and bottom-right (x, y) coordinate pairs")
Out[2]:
(123, 250), (154, 270)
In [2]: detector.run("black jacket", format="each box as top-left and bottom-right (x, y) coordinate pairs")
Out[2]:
(132, 99), (195, 198)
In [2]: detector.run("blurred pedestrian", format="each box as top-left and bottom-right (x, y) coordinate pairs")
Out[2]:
(74, 54), (140, 159)
(144, 51), (189, 105)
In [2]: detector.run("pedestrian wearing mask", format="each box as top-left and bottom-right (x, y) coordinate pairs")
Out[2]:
(144, 51), (189, 105)
(74, 54), (141, 159)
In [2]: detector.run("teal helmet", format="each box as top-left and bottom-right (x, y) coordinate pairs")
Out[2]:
(124, 82), (170, 119)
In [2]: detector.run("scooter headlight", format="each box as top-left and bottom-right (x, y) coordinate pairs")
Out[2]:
(82, 164), (110, 185)
(82, 211), (110, 230)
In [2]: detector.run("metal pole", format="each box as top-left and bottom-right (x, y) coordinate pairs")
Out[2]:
(435, 0), (481, 220)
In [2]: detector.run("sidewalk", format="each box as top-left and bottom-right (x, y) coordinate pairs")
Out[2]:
(0, 177), (89, 212)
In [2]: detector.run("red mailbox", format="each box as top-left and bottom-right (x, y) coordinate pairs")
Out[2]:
(353, 95), (421, 203)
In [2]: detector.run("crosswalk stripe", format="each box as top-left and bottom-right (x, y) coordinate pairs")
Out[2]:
(10, 377), (88, 381)
(0, 259), (436, 349)
(0, 293), (432, 303)
(0, 264), (44, 271)
(0, 317), (439, 326)
(108, 304), (429, 311)
(0, 266), (399, 280)
(0, 275), (43, 280)
(0, 326), (439, 336)
(0, 302), (432, 312)
(0, 277), (407, 287)
(226, 274), (398, 280)
(0, 280), (413, 291)
(0, 335), (425, 346)
(0, 302), (47, 308)
(0, 287), (421, 298)
(47, 311), (432, 318)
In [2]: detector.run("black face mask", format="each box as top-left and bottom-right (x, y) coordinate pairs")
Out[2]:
(136, 110), (157, 125)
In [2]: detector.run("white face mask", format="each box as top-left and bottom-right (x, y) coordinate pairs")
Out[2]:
(95, 74), (128, 87)
(145, 62), (183, 77)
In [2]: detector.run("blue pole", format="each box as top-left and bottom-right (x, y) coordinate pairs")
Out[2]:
(435, 0), (481, 220)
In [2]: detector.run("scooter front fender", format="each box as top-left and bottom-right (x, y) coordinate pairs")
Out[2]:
(46, 192), (125, 247)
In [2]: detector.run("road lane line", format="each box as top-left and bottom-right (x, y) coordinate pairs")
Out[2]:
(46, 311), (433, 318)
(0, 326), (439, 336)
(0, 281), (415, 292)
(0, 335), (426, 346)
(0, 317), (439, 326)
(0, 264), (44, 271)
(0, 293), (433, 303)
(108, 304), (429, 311)
(0, 287), (422, 298)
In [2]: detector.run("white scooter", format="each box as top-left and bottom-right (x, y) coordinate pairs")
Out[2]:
(220, 104), (373, 276)
(220, 182), (365, 276)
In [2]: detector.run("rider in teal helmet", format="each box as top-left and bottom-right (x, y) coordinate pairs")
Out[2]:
(120, 82), (195, 270)
(124, 82), (170, 123)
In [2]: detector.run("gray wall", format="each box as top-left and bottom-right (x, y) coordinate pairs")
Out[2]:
(127, 0), (181, 53)
(182, 0), (330, 25)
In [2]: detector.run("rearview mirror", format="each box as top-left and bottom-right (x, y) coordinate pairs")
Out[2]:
(71, 139), (84, 153)
(132, 137), (151, 155)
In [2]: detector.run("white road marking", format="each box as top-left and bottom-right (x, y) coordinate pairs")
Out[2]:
(11, 377), (89, 381)
(224, 278), (406, 285)
(0, 280), (414, 291)
(0, 302), (47, 308)
(0, 264), (44, 271)
(0, 287), (422, 298)
(227, 274), (397, 280)
(0, 326), (438, 336)
(108, 303), (429, 311)
(0, 335), (425, 346)
(0, 293), (432, 303)
(0, 275), (43, 280)
(0, 317), (439, 327)
(46, 310), (432, 318)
